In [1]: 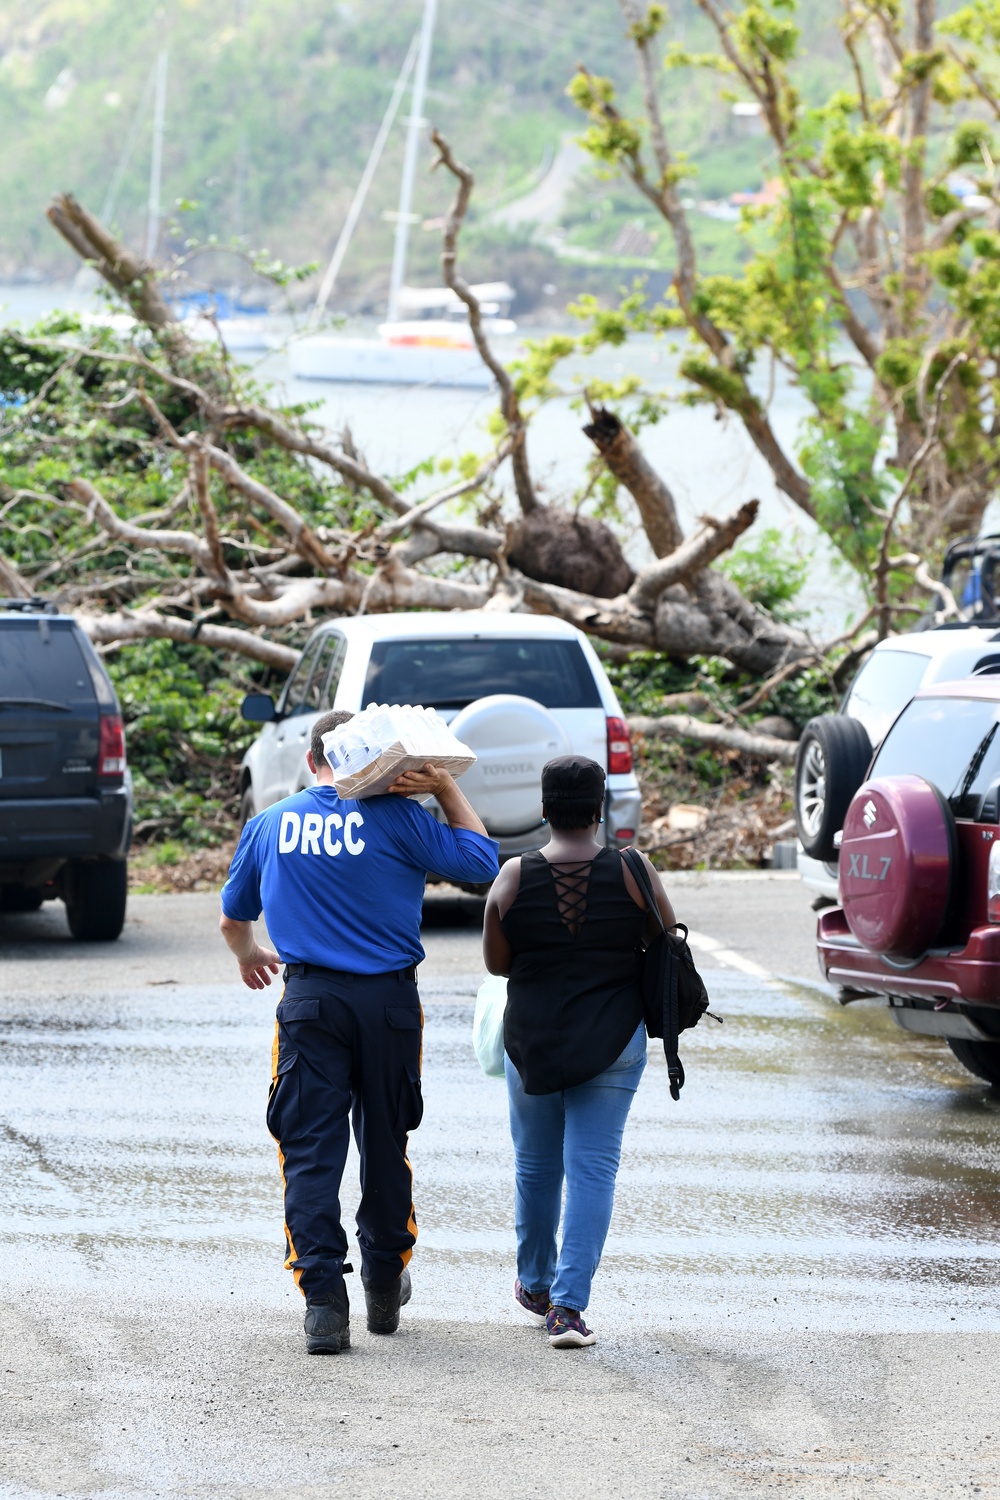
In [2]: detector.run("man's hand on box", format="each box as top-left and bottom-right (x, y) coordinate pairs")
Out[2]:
(387, 762), (450, 798)
(388, 762), (489, 839)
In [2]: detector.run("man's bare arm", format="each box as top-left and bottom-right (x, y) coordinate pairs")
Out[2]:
(219, 913), (281, 990)
(387, 763), (489, 837)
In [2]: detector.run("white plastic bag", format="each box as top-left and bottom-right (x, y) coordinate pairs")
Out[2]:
(322, 702), (476, 800)
(473, 974), (508, 1079)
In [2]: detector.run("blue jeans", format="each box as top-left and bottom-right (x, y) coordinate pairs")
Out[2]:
(505, 1021), (647, 1313)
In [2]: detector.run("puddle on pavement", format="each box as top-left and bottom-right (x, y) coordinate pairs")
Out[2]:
(1, 972), (999, 1333)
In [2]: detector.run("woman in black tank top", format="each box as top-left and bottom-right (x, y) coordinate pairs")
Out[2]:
(483, 754), (677, 1349)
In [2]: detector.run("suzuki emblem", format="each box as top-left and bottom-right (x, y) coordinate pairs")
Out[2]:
(862, 799), (877, 828)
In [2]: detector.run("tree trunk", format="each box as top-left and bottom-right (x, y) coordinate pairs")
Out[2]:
(583, 406), (684, 557)
(508, 508), (635, 598)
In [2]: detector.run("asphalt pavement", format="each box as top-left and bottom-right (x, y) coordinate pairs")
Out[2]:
(2, 874), (1000, 1499)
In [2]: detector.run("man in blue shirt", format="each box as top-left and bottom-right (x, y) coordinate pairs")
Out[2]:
(220, 709), (499, 1355)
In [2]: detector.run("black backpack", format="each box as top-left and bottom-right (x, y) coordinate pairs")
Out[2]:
(621, 847), (720, 1101)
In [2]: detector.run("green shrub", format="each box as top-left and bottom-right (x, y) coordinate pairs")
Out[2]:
(107, 640), (264, 845)
(718, 527), (811, 623)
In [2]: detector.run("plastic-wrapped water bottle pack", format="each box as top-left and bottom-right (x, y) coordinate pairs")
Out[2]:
(321, 703), (476, 799)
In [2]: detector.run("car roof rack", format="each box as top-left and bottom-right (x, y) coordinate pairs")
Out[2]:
(942, 533), (1000, 566)
(0, 597), (60, 615)
(935, 534), (1000, 625)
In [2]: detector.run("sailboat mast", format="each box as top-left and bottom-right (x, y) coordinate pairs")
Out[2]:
(386, 0), (437, 323)
(312, 33), (419, 327)
(145, 50), (168, 260)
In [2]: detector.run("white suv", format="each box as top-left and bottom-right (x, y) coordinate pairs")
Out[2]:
(796, 623), (1000, 898)
(238, 612), (642, 864)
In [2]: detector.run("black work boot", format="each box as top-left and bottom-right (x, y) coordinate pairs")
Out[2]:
(303, 1282), (350, 1355)
(362, 1267), (411, 1335)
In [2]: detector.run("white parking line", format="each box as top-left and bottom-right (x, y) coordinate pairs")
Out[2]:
(685, 929), (773, 981)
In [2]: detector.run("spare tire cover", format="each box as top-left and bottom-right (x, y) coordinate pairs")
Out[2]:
(840, 774), (955, 959)
(449, 694), (570, 837)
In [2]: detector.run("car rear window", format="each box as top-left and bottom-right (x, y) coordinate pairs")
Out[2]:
(362, 638), (603, 711)
(871, 695), (1000, 818)
(842, 648), (929, 745)
(0, 620), (96, 705)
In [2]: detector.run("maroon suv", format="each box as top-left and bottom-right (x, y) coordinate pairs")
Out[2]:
(817, 676), (1000, 1086)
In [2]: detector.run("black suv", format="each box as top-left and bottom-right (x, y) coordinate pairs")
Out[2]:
(0, 600), (132, 940)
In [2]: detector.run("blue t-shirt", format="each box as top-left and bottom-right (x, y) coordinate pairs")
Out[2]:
(221, 785), (500, 975)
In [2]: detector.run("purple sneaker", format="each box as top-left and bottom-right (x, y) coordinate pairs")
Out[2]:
(513, 1279), (550, 1326)
(546, 1305), (596, 1348)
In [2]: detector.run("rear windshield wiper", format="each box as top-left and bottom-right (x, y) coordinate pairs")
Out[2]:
(0, 697), (71, 711)
(952, 720), (999, 810)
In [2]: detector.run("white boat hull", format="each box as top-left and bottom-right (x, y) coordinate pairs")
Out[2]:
(288, 335), (494, 388)
(181, 316), (277, 353)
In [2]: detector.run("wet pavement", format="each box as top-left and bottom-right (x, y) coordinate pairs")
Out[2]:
(2, 877), (1000, 1498)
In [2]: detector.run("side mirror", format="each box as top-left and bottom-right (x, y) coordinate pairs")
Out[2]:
(241, 692), (277, 724)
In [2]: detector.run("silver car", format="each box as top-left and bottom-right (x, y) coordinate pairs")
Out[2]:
(238, 612), (642, 864)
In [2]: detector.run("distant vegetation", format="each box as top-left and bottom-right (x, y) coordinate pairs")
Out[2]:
(0, 0), (844, 303)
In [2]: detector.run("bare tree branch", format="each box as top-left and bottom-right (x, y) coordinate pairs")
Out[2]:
(77, 608), (299, 670)
(824, 259), (881, 370)
(943, 38), (1000, 122)
(694, 0), (789, 152)
(629, 712), (798, 764)
(618, 0), (705, 314)
(189, 445), (227, 583)
(0, 550), (33, 599)
(378, 439), (513, 539)
(901, 0), (935, 318)
(46, 193), (183, 342)
(201, 443), (340, 574)
(875, 351), (968, 636)
(628, 500), (759, 612)
(67, 478), (222, 575)
(431, 129), (539, 515)
(889, 552), (960, 622)
(223, 401), (410, 516)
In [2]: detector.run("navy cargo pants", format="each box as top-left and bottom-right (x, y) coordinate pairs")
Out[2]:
(266, 964), (424, 1300)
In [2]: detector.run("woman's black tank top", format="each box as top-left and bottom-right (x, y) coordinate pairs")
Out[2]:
(501, 846), (645, 1094)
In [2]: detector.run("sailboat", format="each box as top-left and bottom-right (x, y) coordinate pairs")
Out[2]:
(92, 49), (276, 354)
(288, 0), (516, 388)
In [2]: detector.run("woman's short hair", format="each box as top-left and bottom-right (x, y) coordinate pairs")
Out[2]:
(541, 755), (606, 830)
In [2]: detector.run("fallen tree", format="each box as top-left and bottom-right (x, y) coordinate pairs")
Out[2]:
(629, 713), (798, 766)
(0, 155), (823, 694)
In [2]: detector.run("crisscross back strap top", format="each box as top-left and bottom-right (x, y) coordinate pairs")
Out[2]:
(500, 847), (645, 956)
(548, 858), (593, 934)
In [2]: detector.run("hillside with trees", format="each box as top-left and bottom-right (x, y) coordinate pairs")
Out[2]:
(0, 0), (845, 302)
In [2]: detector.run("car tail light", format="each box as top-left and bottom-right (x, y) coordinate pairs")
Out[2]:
(98, 714), (126, 778)
(988, 841), (1000, 923)
(606, 716), (633, 775)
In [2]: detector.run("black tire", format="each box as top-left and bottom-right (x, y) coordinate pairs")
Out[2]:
(947, 1038), (1000, 1087)
(239, 785), (256, 829)
(64, 859), (128, 942)
(794, 715), (873, 862)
